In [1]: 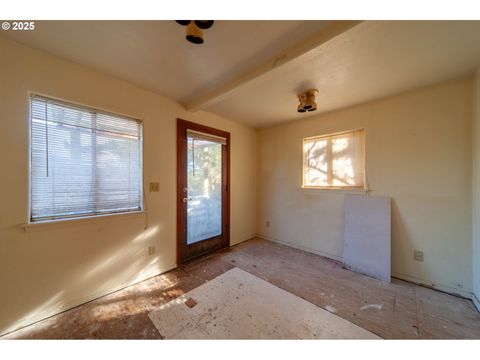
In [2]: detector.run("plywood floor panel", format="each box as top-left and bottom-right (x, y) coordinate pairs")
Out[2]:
(149, 268), (380, 339)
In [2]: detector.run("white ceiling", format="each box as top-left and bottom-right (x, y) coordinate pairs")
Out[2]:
(1, 20), (330, 103)
(3, 20), (480, 128)
(207, 21), (480, 127)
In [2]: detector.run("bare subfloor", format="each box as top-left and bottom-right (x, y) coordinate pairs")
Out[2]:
(3, 238), (480, 339)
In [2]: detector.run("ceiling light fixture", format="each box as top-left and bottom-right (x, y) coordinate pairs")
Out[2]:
(297, 93), (307, 113)
(175, 20), (215, 44)
(297, 89), (319, 113)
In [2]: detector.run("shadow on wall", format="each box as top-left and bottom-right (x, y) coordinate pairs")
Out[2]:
(5, 270), (185, 339)
(391, 199), (412, 279)
(0, 220), (168, 337)
(391, 199), (435, 288)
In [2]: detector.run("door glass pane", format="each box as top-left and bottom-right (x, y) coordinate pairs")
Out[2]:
(187, 136), (222, 244)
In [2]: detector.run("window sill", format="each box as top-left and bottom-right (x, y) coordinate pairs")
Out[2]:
(300, 186), (369, 194)
(20, 210), (147, 233)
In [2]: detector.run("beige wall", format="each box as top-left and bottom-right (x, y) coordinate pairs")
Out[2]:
(0, 32), (477, 335)
(473, 67), (480, 310)
(257, 77), (473, 297)
(0, 36), (257, 335)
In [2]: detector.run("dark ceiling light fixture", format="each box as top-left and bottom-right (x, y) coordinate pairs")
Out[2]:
(186, 22), (204, 44)
(297, 89), (319, 113)
(194, 20), (214, 29)
(175, 20), (215, 44)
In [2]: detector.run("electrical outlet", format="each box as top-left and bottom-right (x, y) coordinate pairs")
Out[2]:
(149, 182), (160, 192)
(148, 245), (155, 255)
(413, 250), (424, 262)
(266, 221), (270, 228)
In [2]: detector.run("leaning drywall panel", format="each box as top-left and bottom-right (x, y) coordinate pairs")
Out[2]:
(343, 195), (391, 282)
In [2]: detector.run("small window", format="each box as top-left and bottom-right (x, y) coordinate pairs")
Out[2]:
(303, 129), (365, 189)
(30, 95), (143, 222)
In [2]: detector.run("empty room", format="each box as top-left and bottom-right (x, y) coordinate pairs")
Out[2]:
(1, 2), (480, 351)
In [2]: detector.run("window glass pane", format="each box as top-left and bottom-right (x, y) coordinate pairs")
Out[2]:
(187, 137), (222, 244)
(332, 134), (356, 186)
(303, 130), (365, 188)
(30, 96), (142, 221)
(304, 138), (328, 186)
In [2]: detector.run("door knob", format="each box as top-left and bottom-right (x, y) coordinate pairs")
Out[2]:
(182, 197), (192, 203)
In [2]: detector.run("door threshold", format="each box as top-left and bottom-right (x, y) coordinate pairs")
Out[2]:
(179, 244), (230, 266)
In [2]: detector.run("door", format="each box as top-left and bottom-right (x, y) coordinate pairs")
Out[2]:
(177, 119), (230, 264)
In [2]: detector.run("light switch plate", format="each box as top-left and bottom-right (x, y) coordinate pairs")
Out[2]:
(414, 250), (424, 262)
(148, 245), (155, 255)
(149, 182), (160, 192)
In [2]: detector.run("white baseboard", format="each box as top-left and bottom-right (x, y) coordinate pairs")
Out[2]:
(0, 263), (176, 337)
(1, 235), (257, 338)
(255, 233), (342, 262)
(391, 272), (472, 299)
(256, 233), (474, 299)
(473, 292), (480, 312)
(231, 235), (257, 247)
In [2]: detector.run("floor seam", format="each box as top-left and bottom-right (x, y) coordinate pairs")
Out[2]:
(224, 254), (385, 338)
(414, 287), (421, 338)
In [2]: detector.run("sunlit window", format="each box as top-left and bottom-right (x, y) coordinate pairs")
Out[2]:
(303, 129), (365, 188)
(30, 95), (143, 221)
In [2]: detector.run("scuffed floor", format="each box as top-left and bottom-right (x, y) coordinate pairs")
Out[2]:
(148, 268), (380, 339)
(2, 238), (480, 339)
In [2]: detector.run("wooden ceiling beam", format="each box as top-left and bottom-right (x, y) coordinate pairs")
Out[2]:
(185, 20), (362, 112)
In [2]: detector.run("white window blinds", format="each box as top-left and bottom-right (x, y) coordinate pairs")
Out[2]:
(303, 129), (365, 188)
(30, 95), (143, 222)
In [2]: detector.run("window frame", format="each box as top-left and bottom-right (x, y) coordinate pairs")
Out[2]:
(302, 128), (366, 190)
(28, 93), (145, 223)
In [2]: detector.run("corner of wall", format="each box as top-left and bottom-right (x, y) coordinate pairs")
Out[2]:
(473, 292), (480, 312)
(473, 65), (480, 310)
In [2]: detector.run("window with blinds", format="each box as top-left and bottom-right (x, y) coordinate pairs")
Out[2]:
(303, 129), (365, 189)
(30, 95), (143, 222)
